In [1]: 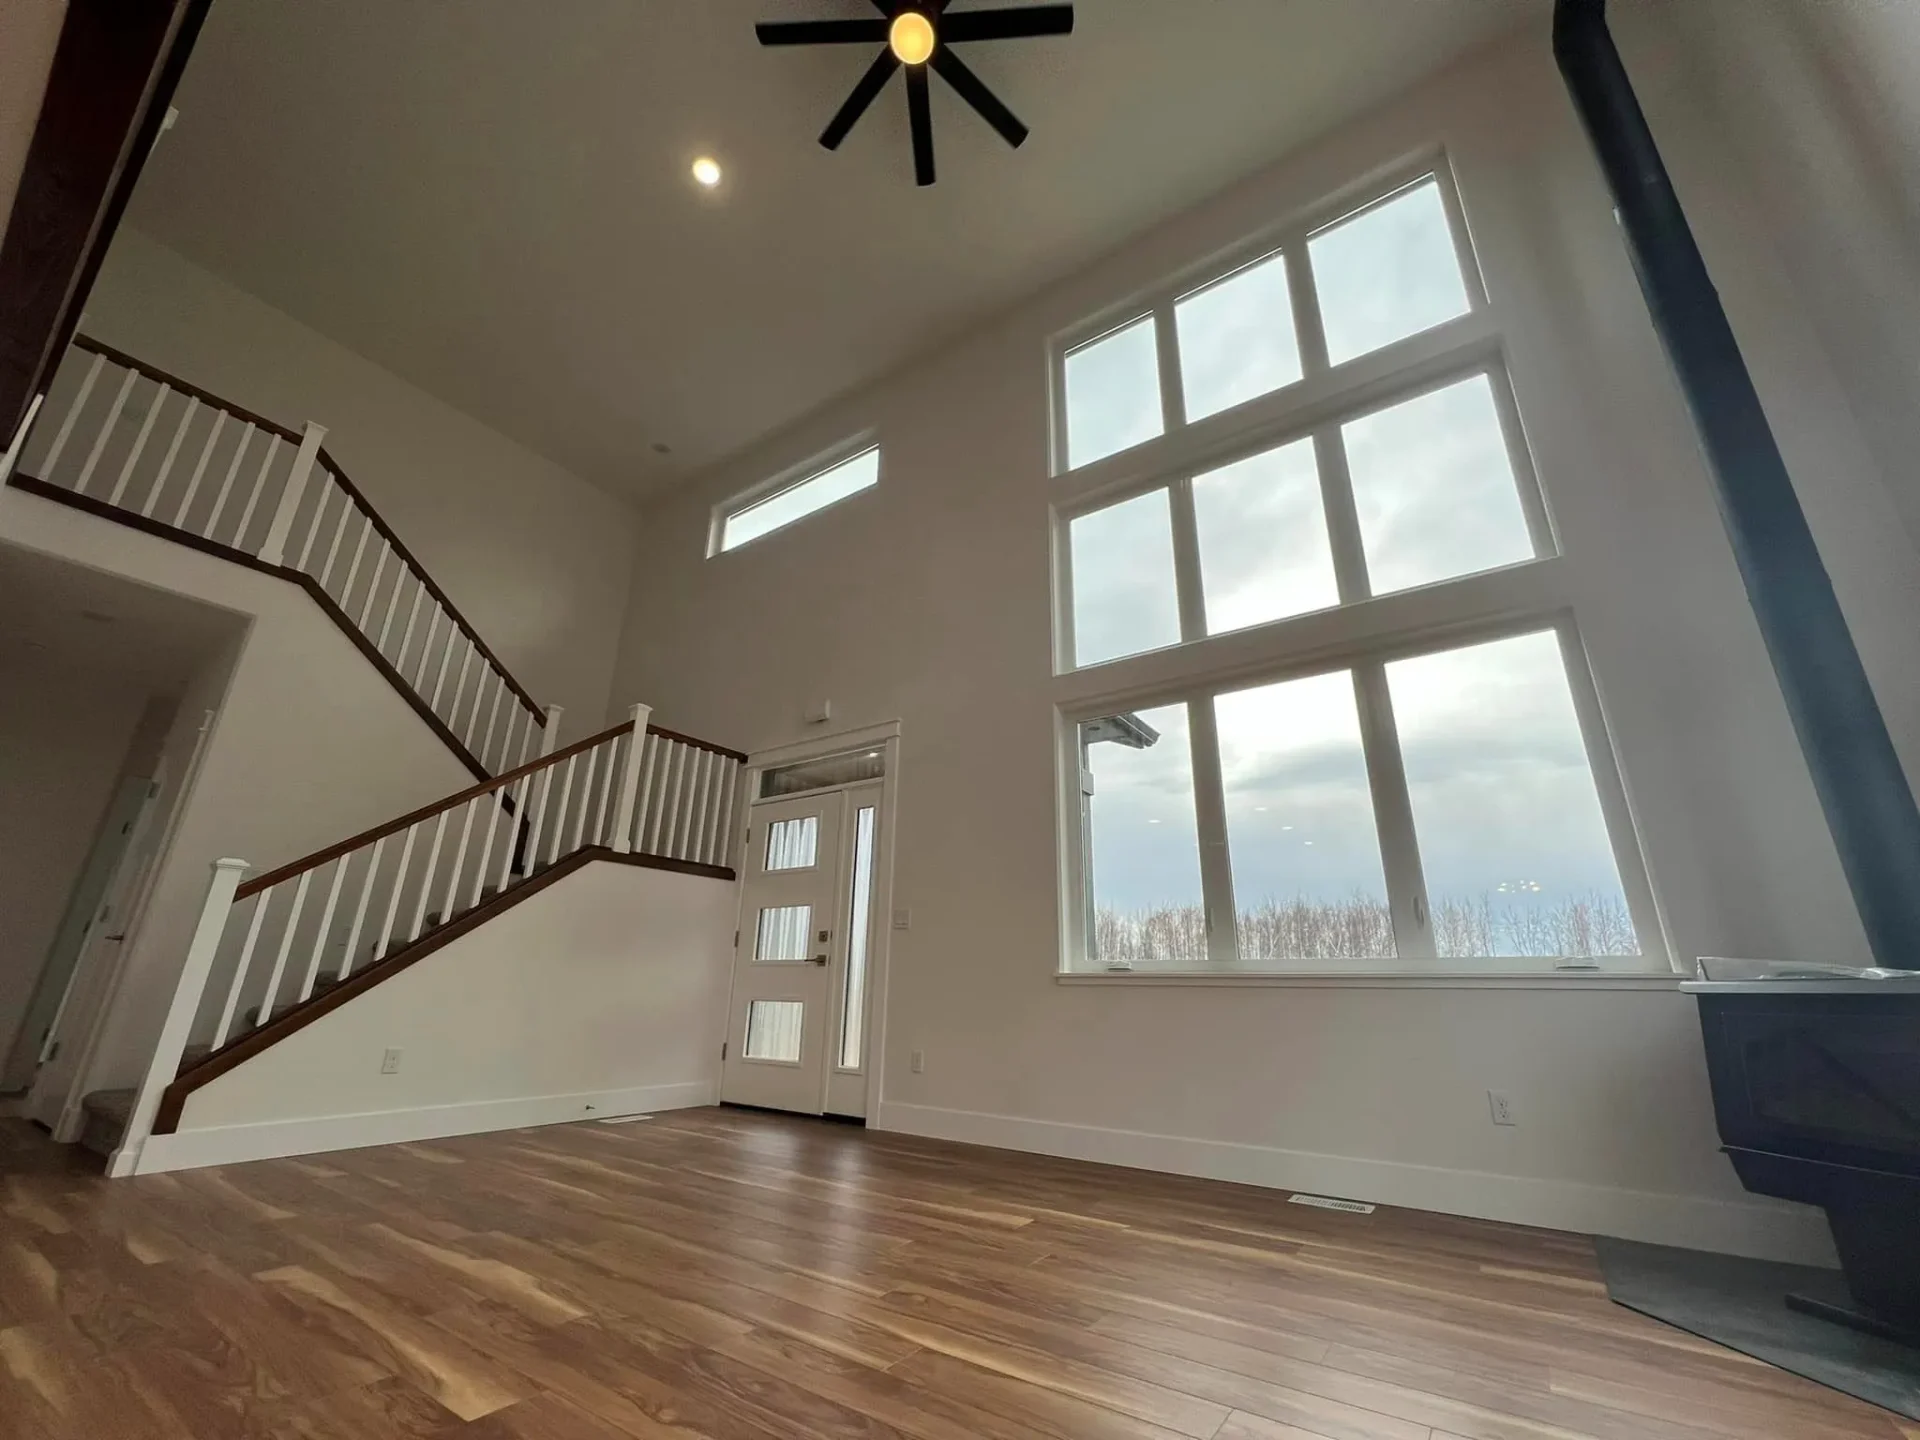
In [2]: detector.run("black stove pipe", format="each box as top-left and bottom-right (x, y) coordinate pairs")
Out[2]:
(1554, 0), (1920, 971)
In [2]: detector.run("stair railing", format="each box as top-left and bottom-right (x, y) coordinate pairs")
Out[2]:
(12, 336), (546, 777)
(112, 705), (746, 1172)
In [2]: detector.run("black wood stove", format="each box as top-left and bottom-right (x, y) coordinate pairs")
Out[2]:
(1687, 979), (1920, 1344)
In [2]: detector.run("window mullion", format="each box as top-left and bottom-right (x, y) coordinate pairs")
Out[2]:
(1352, 663), (1435, 961)
(1313, 428), (1372, 605)
(1186, 697), (1240, 968)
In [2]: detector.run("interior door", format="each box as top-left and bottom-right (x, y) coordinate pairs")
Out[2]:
(719, 793), (847, 1113)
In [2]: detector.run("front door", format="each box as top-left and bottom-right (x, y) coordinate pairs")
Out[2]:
(719, 793), (846, 1113)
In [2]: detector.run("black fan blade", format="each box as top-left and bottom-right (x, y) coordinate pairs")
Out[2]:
(756, 18), (890, 45)
(941, 4), (1073, 43)
(931, 47), (1027, 148)
(906, 65), (935, 186)
(822, 49), (900, 149)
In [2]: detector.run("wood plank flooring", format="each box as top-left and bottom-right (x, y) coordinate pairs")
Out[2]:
(0, 1106), (1908, 1439)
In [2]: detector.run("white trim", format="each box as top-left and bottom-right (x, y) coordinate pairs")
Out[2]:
(749, 718), (902, 771)
(1057, 970), (1680, 990)
(872, 1100), (1836, 1267)
(128, 1080), (714, 1174)
(1, 391), (45, 484)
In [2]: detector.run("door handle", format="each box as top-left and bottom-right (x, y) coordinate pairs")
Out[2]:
(807, 955), (829, 967)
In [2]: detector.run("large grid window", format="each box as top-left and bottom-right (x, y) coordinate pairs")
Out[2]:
(1051, 165), (1661, 974)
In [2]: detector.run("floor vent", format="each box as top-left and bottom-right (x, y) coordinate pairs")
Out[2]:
(597, 1114), (655, 1125)
(1289, 1193), (1375, 1214)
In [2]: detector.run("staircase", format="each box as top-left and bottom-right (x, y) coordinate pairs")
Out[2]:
(11, 335), (548, 780)
(4, 338), (745, 1171)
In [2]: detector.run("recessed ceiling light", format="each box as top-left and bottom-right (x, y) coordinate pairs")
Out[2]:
(691, 156), (723, 188)
(81, 609), (114, 623)
(650, 441), (673, 456)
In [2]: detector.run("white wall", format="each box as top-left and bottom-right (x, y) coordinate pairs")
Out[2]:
(0, 647), (151, 1067)
(81, 228), (639, 728)
(0, 483), (481, 1096)
(0, 0), (63, 255)
(608, 24), (1920, 1264)
(146, 859), (735, 1171)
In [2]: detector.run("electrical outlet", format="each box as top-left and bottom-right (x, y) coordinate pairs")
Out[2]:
(892, 908), (912, 931)
(910, 1049), (926, 1074)
(381, 1048), (402, 1075)
(1488, 1090), (1516, 1127)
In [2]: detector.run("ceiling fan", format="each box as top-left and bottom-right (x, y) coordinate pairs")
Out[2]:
(756, 2), (1075, 187)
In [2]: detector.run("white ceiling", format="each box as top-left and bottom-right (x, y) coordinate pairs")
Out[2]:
(0, 543), (240, 692)
(126, 0), (1533, 504)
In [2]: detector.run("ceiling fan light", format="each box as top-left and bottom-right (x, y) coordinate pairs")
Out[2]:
(889, 11), (936, 65)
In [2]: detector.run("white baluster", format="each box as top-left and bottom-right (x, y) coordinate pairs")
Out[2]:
(591, 734), (621, 845)
(211, 886), (270, 1050)
(337, 509), (374, 610)
(39, 350), (103, 477)
(430, 628), (464, 714)
(643, 740), (673, 854)
(74, 366), (136, 495)
(338, 837), (384, 980)
(477, 681), (506, 773)
(545, 754), (580, 866)
(451, 646), (481, 742)
(297, 855), (349, 1002)
(495, 768), (532, 894)
(625, 728), (658, 855)
(568, 748), (601, 854)
(682, 750), (716, 860)
(523, 750), (563, 874)
(373, 823), (420, 967)
(203, 425), (257, 540)
(257, 421), (327, 565)
(697, 757), (726, 865)
(173, 409), (225, 527)
(254, 867), (311, 1027)
(470, 786), (507, 910)
(313, 481), (352, 581)
(141, 394), (198, 519)
(362, 540), (394, 630)
(114, 857), (248, 1177)
(409, 810), (451, 941)
(714, 759), (742, 866)
(107, 382), (168, 506)
(657, 743), (689, 857)
(440, 797), (482, 924)
(228, 433), (282, 551)
(394, 582), (426, 672)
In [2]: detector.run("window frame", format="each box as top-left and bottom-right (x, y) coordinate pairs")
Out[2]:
(710, 433), (880, 557)
(1047, 154), (1669, 977)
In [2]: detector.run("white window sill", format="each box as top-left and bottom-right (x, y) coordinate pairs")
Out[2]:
(1055, 968), (1683, 991)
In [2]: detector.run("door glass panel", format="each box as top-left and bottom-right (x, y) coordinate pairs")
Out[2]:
(1081, 703), (1204, 968)
(744, 1001), (804, 1062)
(1309, 177), (1472, 366)
(839, 806), (877, 1070)
(754, 905), (812, 961)
(1175, 251), (1303, 421)
(1341, 374), (1535, 596)
(1192, 437), (1340, 636)
(1386, 631), (1638, 958)
(765, 817), (819, 871)
(1214, 670), (1394, 962)
(1070, 488), (1182, 668)
(1064, 316), (1164, 469)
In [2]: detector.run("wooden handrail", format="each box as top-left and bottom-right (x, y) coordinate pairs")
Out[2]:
(318, 448), (544, 724)
(236, 720), (629, 899)
(71, 335), (303, 445)
(233, 719), (743, 899)
(68, 334), (546, 727)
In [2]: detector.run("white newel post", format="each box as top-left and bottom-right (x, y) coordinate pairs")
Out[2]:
(0, 391), (44, 484)
(610, 703), (652, 853)
(111, 857), (248, 1177)
(256, 420), (327, 566)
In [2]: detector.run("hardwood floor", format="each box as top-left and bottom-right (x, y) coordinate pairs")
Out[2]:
(0, 1107), (1908, 1440)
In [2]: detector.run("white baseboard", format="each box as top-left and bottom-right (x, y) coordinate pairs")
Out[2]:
(873, 1100), (1838, 1268)
(130, 1080), (714, 1174)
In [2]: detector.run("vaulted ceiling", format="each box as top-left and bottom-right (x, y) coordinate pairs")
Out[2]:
(127, 0), (1532, 503)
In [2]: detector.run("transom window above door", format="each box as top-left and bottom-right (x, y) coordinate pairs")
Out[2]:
(1048, 157), (1666, 976)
